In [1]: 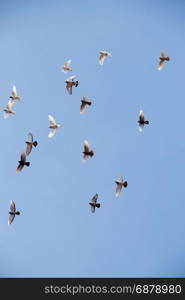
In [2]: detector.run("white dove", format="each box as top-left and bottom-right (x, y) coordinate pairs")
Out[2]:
(48, 115), (61, 138)
(3, 100), (16, 118)
(9, 85), (21, 101)
(99, 50), (112, 65)
(61, 59), (72, 73)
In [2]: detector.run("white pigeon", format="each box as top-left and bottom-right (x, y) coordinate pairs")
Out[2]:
(115, 176), (128, 197)
(3, 100), (16, 118)
(9, 85), (21, 101)
(99, 50), (112, 65)
(48, 115), (61, 138)
(8, 200), (20, 225)
(61, 59), (72, 73)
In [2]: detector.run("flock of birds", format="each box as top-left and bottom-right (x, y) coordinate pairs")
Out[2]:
(6, 49), (170, 223)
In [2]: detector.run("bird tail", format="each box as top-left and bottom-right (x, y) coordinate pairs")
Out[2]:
(123, 181), (128, 188)
(33, 141), (38, 147)
(96, 203), (100, 208)
(25, 162), (30, 167)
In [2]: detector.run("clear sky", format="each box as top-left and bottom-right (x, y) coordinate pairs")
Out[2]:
(0, 0), (185, 277)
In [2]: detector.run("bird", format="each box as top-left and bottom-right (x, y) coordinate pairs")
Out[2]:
(3, 100), (16, 118)
(89, 193), (100, 213)
(65, 75), (78, 94)
(80, 96), (92, 114)
(48, 115), (61, 138)
(99, 50), (112, 65)
(16, 152), (30, 173)
(25, 132), (38, 155)
(157, 50), (170, 71)
(8, 200), (20, 225)
(9, 85), (21, 101)
(115, 176), (128, 197)
(61, 59), (72, 73)
(138, 110), (149, 132)
(82, 140), (94, 161)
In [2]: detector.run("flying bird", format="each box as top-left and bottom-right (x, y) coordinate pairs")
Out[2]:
(8, 200), (20, 225)
(115, 176), (128, 197)
(9, 85), (21, 101)
(3, 100), (16, 118)
(82, 140), (94, 161)
(89, 193), (100, 213)
(138, 110), (149, 132)
(48, 115), (61, 138)
(61, 59), (72, 73)
(99, 50), (112, 65)
(65, 75), (78, 94)
(25, 132), (38, 155)
(80, 96), (92, 114)
(157, 50), (170, 71)
(16, 152), (30, 173)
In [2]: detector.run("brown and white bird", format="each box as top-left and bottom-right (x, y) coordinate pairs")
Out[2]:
(89, 193), (100, 213)
(138, 110), (149, 132)
(48, 115), (61, 138)
(3, 100), (16, 119)
(16, 152), (30, 173)
(65, 75), (79, 94)
(61, 59), (72, 73)
(99, 50), (112, 65)
(8, 200), (20, 225)
(25, 132), (38, 155)
(9, 85), (21, 101)
(115, 176), (128, 197)
(82, 140), (94, 161)
(80, 96), (92, 114)
(157, 50), (170, 71)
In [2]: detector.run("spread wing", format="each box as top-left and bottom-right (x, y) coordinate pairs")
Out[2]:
(8, 214), (15, 225)
(139, 110), (145, 122)
(6, 100), (14, 110)
(48, 115), (56, 126)
(90, 205), (95, 213)
(26, 143), (32, 155)
(115, 183), (122, 197)
(160, 50), (166, 58)
(8, 200), (16, 224)
(157, 60), (165, 71)
(3, 111), (9, 119)
(99, 52), (106, 65)
(48, 128), (56, 138)
(117, 176), (123, 183)
(139, 123), (144, 132)
(67, 75), (76, 81)
(91, 193), (98, 204)
(27, 132), (33, 143)
(20, 152), (26, 162)
(16, 164), (24, 173)
(10, 200), (16, 213)
(80, 101), (87, 114)
(83, 140), (90, 152)
(12, 85), (17, 97)
(63, 59), (71, 68)
(66, 84), (72, 94)
(82, 153), (89, 161)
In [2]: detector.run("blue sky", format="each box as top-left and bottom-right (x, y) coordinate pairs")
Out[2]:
(0, 0), (185, 277)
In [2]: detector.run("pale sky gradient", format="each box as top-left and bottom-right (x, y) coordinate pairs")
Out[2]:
(0, 0), (185, 277)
